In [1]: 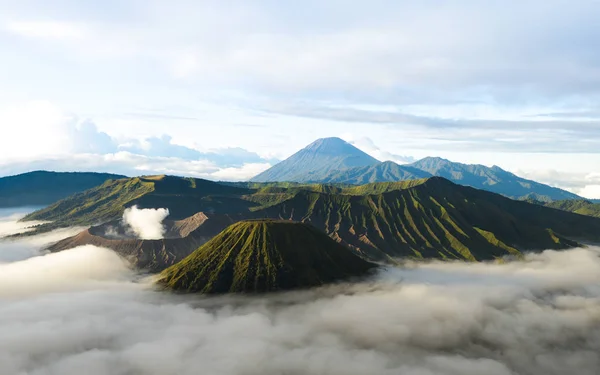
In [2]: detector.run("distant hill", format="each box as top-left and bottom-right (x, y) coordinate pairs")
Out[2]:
(251, 137), (379, 182)
(158, 220), (376, 293)
(528, 199), (600, 218)
(407, 157), (580, 201)
(0, 171), (125, 207)
(24, 175), (600, 262)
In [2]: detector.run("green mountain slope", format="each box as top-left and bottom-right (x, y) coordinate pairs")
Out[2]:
(408, 157), (580, 201)
(529, 199), (600, 218)
(251, 137), (379, 182)
(22, 175), (600, 262)
(158, 220), (376, 293)
(0, 171), (125, 207)
(253, 177), (598, 261)
(22, 175), (254, 232)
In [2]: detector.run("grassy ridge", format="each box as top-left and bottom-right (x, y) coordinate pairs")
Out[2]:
(255, 177), (593, 261)
(20, 175), (600, 262)
(158, 220), (375, 293)
(22, 175), (254, 231)
(538, 199), (600, 218)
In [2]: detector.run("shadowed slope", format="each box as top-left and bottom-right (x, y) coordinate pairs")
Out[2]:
(158, 220), (376, 293)
(254, 177), (599, 261)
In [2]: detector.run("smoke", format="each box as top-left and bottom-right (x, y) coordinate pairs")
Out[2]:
(0, 215), (599, 375)
(122, 205), (170, 240)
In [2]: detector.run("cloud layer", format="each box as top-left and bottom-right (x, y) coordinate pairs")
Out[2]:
(0, 208), (599, 375)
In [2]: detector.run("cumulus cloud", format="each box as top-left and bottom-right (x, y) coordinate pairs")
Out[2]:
(0, 101), (275, 181)
(0, 213), (599, 375)
(123, 206), (170, 240)
(348, 136), (415, 164)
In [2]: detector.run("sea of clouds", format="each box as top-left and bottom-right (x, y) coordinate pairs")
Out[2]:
(0, 208), (599, 375)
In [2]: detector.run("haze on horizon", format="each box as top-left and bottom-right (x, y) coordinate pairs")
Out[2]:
(1, 0), (599, 200)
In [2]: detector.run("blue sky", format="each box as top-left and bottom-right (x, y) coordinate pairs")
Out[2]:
(1, 1), (599, 197)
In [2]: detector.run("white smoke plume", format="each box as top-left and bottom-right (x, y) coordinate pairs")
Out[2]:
(122, 205), (170, 240)
(0, 208), (599, 375)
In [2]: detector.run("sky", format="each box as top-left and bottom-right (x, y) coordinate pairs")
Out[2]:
(1, 0), (599, 197)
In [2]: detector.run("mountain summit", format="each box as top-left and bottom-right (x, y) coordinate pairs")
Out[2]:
(251, 137), (379, 182)
(158, 220), (376, 293)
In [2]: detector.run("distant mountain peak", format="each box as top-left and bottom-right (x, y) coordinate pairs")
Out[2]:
(250, 137), (379, 182)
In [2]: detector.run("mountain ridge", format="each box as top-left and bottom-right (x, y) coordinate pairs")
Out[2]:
(31, 175), (600, 264)
(0, 171), (125, 207)
(250, 139), (581, 201)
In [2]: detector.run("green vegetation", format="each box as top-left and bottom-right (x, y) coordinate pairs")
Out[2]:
(534, 199), (600, 218)
(21, 175), (600, 262)
(158, 220), (376, 293)
(21, 175), (254, 232)
(0, 171), (124, 207)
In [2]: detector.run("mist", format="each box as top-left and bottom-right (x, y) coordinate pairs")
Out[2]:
(0, 209), (599, 375)
(122, 205), (170, 240)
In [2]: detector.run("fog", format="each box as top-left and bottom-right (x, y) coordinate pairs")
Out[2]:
(0, 207), (46, 237)
(122, 205), (170, 240)
(0, 209), (599, 375)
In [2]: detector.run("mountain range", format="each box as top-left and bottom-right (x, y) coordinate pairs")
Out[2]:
(28, 175), (600, 264)
(252, 137), (580, 201)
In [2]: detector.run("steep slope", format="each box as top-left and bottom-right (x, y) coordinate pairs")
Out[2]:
(47, 212), (238, 271)
(409, 157), (580, 201)
(0, 171), (125, 207)
(319, 161), (431, 184)
(158, 220), (376, 293)
(251, 137), (379, 182)
(253, 177), (599, 261)
(22, 175), (254, 233)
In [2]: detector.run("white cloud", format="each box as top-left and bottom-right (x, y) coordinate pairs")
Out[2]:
(5, 21), (87, 40)
(514, 169), (600, 199)
(0, 101), (273, 181)
(211, 162), (271, 181)
(0, 219), (599, 375)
